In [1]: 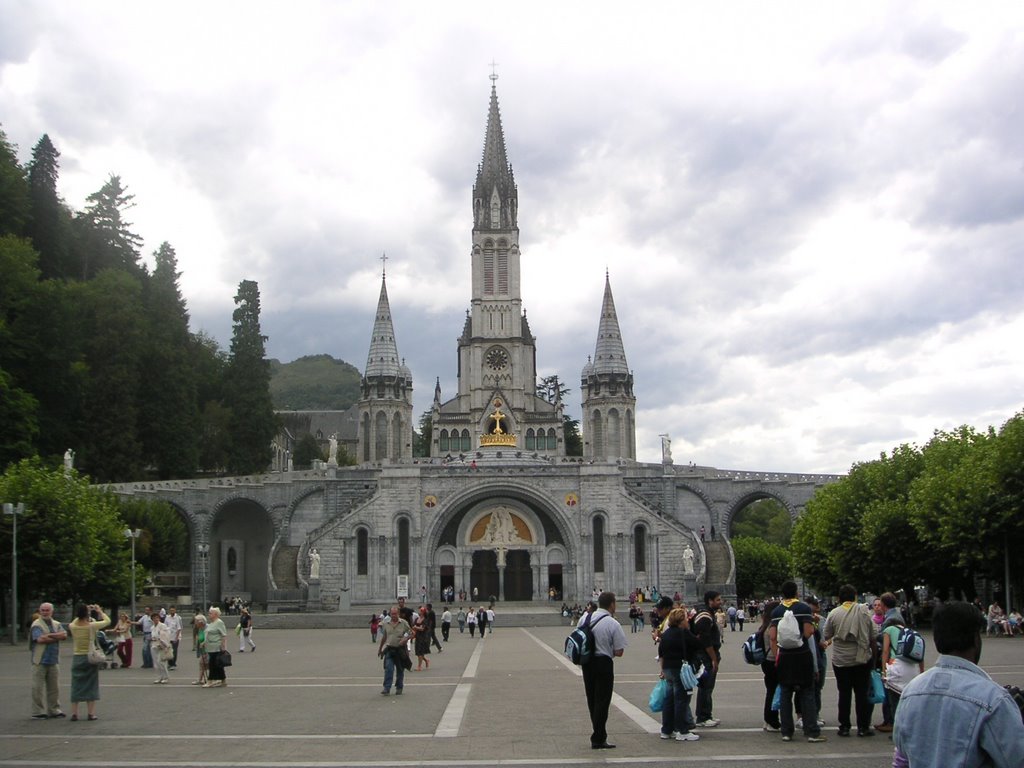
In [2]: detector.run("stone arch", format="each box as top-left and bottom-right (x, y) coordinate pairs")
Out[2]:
(721, 490), (798, 540)
(423, 481), (576, 561)
(208, 495), (275, 606)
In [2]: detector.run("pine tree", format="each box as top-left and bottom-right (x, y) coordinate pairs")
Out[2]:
(77, 270), (146, 482)
(74, 174), (144, 279)
(27, 134), (73, 279)
(0, 126), (31, 237)
(140, 242), (200, 478)
(225, 280), (277, 474)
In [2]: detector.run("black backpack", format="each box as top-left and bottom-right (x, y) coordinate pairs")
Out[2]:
(564, 614), (606, 665)
(742, 630), (766, 665)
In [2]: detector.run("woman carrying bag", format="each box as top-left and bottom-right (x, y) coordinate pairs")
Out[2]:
(657, 607), (703, 742)
(68, 604), (110, 721)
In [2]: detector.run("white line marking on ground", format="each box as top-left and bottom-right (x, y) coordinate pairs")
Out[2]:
(521, 628), (662, 734)
(463, 636), (486, 679)
(432, 633), (485, 737)
(435, 682), (472, 737)
(0, 753), (897, 766)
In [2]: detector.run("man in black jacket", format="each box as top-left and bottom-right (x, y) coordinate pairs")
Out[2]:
(692, 590), (723, 727)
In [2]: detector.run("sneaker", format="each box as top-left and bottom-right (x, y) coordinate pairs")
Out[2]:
(857, 729), (875, 737)
(837, 728), (851, 737)
(660, 732), (674, 740)
(675, 732), (699, 742)
(50, 712), (66, 719)
(781, 735), (792, 742)
(763, 723), (781, 732)
(875, 724), (893, 733)
(380, 689), (390, 695)
(31, 714), (49, 720)
(696, 718), (720, 727)
(807, 736), (827, 743)
(395, 688), (403, 695)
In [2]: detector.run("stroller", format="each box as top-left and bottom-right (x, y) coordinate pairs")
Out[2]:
(95, 630), (119, 669)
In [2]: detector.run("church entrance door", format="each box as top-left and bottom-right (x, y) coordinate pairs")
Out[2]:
(470, 550), (499, 601)
(504, 550), (532, 601)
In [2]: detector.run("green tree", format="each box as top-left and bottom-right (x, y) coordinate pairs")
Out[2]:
(191, 331), (230, 473)
(537, 374), (582, 455)
(118, 496), (189, 571)
(26, 134), (73, 279)
(732, 535), (792, 599)
(224, 280), (277, 474)
(730, 498), (792, 547)
(0, 367), (38, 467)
(0, 459), (132, 613)
(0, 126), (30, 237)
(74, 174), (144, 279)
(76, 270), (146, 482)
(292, 432), (325, 469)
(140, 242), (200, 478)
(414, 409), (433, 457)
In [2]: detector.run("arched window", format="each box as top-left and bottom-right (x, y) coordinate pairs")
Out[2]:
(547, 428), (557, 450)
(608, 408), (621, 458)
(593, 517), (605, 573)
(357, 528), (369, 575)
(461, 429), (471, 451)
(439, 430), (450, 452)
(374, 411), (388, 460)
(361, 413), (371, 462)
(526, 428), (536, 450)
(591, 410), (604, 458)
(633, 524), (646, 572)
(392, 413), (403, 458)
(398, 518), (410, 575)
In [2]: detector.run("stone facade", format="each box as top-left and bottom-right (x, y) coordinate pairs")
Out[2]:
(106, 82), (841, 608)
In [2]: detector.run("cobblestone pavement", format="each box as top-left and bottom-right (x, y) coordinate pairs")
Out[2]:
(1, 624), (1021, 767)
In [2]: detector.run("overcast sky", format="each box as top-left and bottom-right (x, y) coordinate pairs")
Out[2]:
(3, 2), (1023, 473)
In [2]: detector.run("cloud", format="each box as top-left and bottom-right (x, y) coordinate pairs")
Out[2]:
(3, 2), (1023, 475)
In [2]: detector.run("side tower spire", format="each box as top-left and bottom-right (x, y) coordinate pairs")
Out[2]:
(358, 260), (413, 463)
(581, 272), (636, 460)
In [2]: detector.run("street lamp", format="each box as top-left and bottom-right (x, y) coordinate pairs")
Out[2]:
(124, 528), (142, 619)
(196, 544), (210, 612)
(4, 502), (25, 646)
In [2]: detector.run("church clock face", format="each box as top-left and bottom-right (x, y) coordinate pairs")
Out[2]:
(485, 346), (509, 372)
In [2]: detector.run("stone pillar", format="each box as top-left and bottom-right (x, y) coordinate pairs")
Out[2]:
(307, 579), (320, 611)
(497, 565), (506, 601)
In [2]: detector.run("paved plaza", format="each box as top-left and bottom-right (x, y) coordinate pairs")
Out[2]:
(2, 622), (1021, 767)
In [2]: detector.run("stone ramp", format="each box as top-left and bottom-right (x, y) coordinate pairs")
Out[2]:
(251, 601), (579, 630)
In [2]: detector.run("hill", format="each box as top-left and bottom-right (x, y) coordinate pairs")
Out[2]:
(269, 354), (362, 410)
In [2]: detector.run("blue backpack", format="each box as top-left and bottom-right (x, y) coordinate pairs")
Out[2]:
(565, 614), (606, 665)
(895, 626), (926, 662)
(742, 630), (766, 665)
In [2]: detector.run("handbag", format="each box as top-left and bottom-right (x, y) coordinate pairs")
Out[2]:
(680, 663), (699, 692)
(649, 678), (668, 713)
(158, 644), (174, 662)
(771, 684), (782, 712)
(87, 645), (107, 665)
(220, 649), (233, 667)
(869, 669), (885, 704)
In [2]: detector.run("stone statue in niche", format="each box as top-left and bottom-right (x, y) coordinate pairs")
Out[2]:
(309, 548), (321, 580)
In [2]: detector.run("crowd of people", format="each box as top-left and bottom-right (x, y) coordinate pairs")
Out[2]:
(27, 600), (249, 721)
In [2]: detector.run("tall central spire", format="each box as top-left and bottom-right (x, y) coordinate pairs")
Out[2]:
(365, 268), (401, 378)
(592, 273), (629, 375)
(473, 81), (517, 230)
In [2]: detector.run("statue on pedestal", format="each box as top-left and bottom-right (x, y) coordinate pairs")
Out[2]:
(327, 434), (338, 465)
(660, 434), (673, 465)
(683, 545), (695, 575)
(63, 449), (75, 473)
(309, 548), (321, 580)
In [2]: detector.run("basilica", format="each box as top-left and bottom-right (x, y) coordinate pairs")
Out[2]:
(115, 83), (836, 610)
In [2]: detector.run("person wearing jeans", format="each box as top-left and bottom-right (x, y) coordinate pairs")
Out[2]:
(377, 606), (411, 695)
(657, 608), (701, 742)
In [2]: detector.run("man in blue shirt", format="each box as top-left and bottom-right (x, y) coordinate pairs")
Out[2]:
(894, 601), (1024, 767)
(30, 602), (67, 719)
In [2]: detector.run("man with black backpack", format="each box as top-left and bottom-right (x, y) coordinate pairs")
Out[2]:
(580, 591), (627, 750)
(692, 590), (723, 727)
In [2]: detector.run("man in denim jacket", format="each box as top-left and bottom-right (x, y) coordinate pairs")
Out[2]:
(894, 601), (1024, 767)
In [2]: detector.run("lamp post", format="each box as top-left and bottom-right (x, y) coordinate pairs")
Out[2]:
(4, 503), (25, 646)
(124, 528), (142, 619)
(196, 544), (210, 612)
